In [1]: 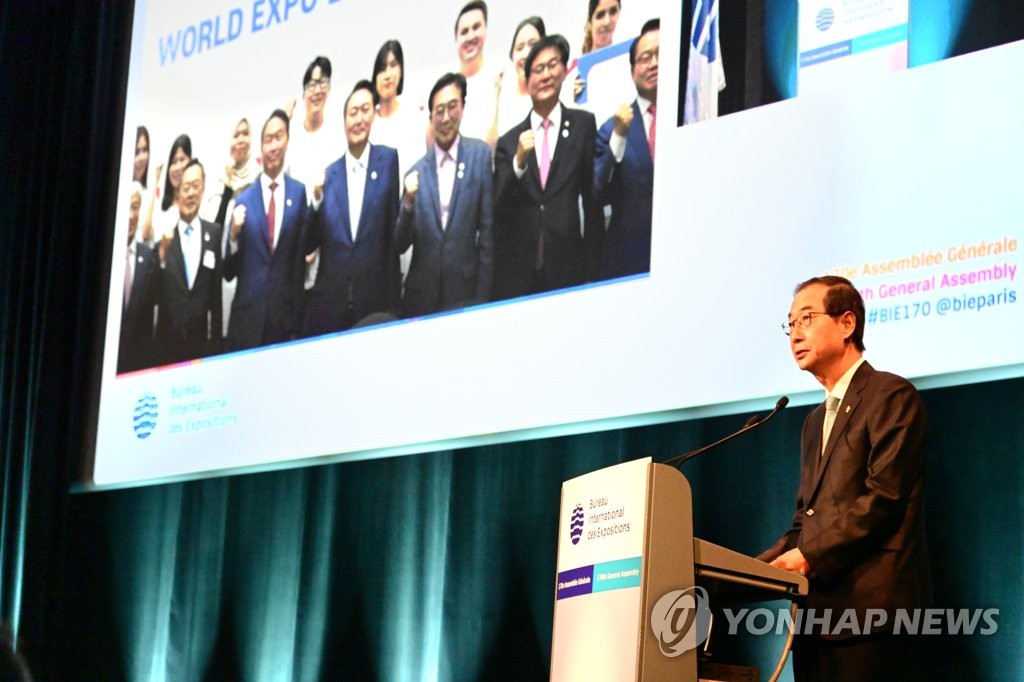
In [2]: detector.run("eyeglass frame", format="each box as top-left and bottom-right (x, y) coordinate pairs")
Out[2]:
(781, 310), (845, 335)
(304, 77), (331, 93)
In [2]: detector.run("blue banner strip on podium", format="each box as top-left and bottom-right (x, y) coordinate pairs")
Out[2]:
(592, 556), (643, 593)
(556, 565), (594, 600)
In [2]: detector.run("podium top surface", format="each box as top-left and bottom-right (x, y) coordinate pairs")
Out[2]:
(693, 538), (809, 602)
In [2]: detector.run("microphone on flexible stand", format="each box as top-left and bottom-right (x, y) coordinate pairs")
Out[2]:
(661, 396), (789, 469)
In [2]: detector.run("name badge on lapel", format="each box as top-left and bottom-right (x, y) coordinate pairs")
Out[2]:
(202, 250), (216, 270)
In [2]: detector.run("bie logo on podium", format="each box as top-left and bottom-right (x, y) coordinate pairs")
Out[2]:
(569, 503), (585, 545)
(650, 586), (712, 657)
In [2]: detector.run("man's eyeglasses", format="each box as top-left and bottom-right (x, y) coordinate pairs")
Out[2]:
(636, 50), (659, 67)
(782, 311), (833, 335)
(530, 57), (562, 77)
(305, 77), (331, 93)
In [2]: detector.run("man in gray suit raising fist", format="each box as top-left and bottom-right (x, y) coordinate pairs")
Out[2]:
(396, 72), (494, 318)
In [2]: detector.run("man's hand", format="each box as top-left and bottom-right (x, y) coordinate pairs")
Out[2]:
(403, 171), (419, 209)
(770, 548), (812, 576)
(158, 229), (173, 265)
(230, 204), (247, 242)
(613, 102), (634, 137)
(515, 130), (535, 168)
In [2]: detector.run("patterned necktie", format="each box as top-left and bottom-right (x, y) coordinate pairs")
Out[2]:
(648, 102), (657, 161)
(267, 181), (278, 252)
(822, 395), (840, 455)
(539, 118), (552, 189)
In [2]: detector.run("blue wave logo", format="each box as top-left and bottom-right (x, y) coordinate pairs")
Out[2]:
(133, 392), (158, 440)
(570, 503), (585, 545)
(815, 7), (835, 32)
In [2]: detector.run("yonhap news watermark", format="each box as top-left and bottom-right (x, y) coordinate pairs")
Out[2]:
(651, 588), (1000, 658)
(720, 606), (1000, 638)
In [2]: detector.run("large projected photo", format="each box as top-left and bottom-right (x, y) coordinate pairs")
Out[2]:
(94, 1), (1024, 488)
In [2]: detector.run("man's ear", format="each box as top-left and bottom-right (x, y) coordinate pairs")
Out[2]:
(840, 310), (856, 342)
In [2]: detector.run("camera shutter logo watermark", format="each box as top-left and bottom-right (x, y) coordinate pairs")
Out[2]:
(650, 586), (712, 657)
(133, 392), (158, 439)
(569, 503), (585, 545)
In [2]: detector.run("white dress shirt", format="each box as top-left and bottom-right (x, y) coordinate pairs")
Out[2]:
(346, 145), (370, 242)
(513, 103), (563, 178)
(435, 136), (460, 230)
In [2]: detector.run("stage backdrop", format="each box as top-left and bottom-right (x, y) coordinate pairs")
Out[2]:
(1, 0), (1022, 680)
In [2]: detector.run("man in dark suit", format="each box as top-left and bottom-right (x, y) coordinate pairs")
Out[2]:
(396, 72), (493, 317)
(224, 109), (308, 351)
(156, 159), (223, 364)
(494, 34), (603, 299)
(118, 182), (159, 373)
(761, 276), (930, 681)
(594, 19), (659, 279)
(303, 80), (400, 335)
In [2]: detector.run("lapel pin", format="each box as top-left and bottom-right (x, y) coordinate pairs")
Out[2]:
(457, 170), (464, 179)
(564, 120), (570, 128)
(204, 232), (210, 242)
(286, 198), (293, 207)
(562, 129), (569, 139)
(371, 170), (378, 180)
(845, 405), (851, 414)
(137, 255), (144, 264)
(458, 162), (465, 171)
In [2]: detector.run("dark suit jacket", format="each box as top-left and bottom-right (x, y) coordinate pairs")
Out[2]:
(304, 145), (400, 335)
(762, 362), (931, 637)
(594, 100), (653, 279)
(396, 136), (494, 317)
(224, 174), (308, 351)
(118, 242), (159, 373)
(156, 219), (223, 364)
(493, 106), (603, 299)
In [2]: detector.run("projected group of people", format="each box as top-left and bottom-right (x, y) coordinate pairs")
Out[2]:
(118, 1), (660, 373)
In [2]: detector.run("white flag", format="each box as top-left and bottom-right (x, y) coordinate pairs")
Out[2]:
(684, 0), (726, 123)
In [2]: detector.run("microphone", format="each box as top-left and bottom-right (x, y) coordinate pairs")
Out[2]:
(662, 396), (789, 468)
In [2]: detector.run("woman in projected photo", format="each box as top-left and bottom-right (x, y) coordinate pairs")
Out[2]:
(369, 39), (428, 286)
(205, 117), (260, 338)
(133, 125), (150, 188)
(369, 40), (427, 176)
(567, 0), (622, 102)
(496, 16), (546, 138)
(207, 117), (259, 227)
(141, 133), (192, 245)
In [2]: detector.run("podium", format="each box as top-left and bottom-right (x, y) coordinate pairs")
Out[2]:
(550, 458), (807, 682)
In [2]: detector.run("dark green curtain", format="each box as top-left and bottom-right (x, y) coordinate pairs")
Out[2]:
(2, 1), (1023, 680)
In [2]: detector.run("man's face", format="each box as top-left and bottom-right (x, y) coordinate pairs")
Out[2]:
(128, 192), (141, 243)
(261, 116), (288, 179)
(456, 9), (487, 66)
(527, 46), (566, 107)
(304, 65), (330, 116)
(345, 88), (376, 150)
(788, 284), (851, 377)
(431, 83), (464, 151)
(177, 164), (205, 223)
(632, 30), (659, 100)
